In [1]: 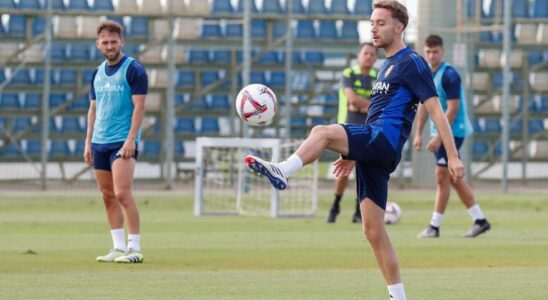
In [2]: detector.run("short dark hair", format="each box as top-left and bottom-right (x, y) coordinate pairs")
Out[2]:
(373, 0), (409, 30)
(425, 34), (444, 47)
(359, 42), (377, 54)
(97, 20), (124, 37)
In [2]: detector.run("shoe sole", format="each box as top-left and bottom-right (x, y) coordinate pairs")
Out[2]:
(464, 225), (491, 238)
(115, 258), (144, 264)
(244, 157), (287, 190)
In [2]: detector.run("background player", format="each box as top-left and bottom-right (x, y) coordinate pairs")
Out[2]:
(414, 34), (491, 238)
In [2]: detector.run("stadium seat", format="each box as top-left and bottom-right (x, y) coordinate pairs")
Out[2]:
(0, 69), (5, 82)
(0, 93), (21, 109)
(34, 69), (56, 85)
(0, 0), (16, 8)
(210, 94), (230, 111)
(54, 16), (78, 38)
(484, 118), (502, 134)
(287, 0), (305, 13)
(20, 0), (41, 9)
(200, 117), (220, 134)
(69, 95), (89, 111)
(46, 0), (66, 9)
(58, 69), (77, 86)
(92, 0), (114, 10)
(60, 116), (83, 133)
(73, 140), (85, 156)
(82, 69), (95, 85)
(187, 0), (210, 14)
(50, 141), (71, 157)
(200, 20), (223, 38)
(32, 17), (46, 35)
(68, 0), (90, 10)
(0, 20), (4, 35)
(115, 0), (138, 14)
(212, 50), (232, 65)
(304, 52), (324, 66)
(331, 0), (350, 14)
(252, 19), (267, 38)
(122, 43), (140, 58)
(78, 16), (102, 39)
(312, 117), (327, 125)
(201, 71), (220, 86)
(292, 72), (311, 90)
(0, 142), (21, 158)
(189, 96), (209, 111)
(472, 119), (483, 133)
(0, 116), (6, 130)
(187, 50), (210, 64)
(176, 71), (195, 88)
(295, 20), (315, 39)
(529, 72), (548, 92)
(307, 0), (327, 14)
(7, 15), (26, 37)
(211, 0), (233, 14)
(341, 21), (359, 40)
(13, 117), (32, 133)
(139, 0), (163, 14)
(492, 72), (504, 91)
(538, 24), (548, 43)
(128, 17), (148, 38)
(8, 68), (32, 86)
(139, 45), (165, 64)
(472, 140), (489, 160)
(261, 0), (282, 13)
(541, 97), (548, 112)
(235, 0), (258, 12)
(69, 43), (92, 61)
(529, 119), (544, 134)
(515, 23), (537, 43)
(318, 21), (338, 40)
(532, 0), (548, 17)
(49, 93), (67, 109)
(49, 42), (67, 61)
(501, 0), (529, 18)
(273, 21), (287, 39)
(174, 118), (196, 133)
(174, 141), (185, 157)
(354, 0), (372, 15)
(25, 140), (42, 156)
(479, 31), (493, 42)
(269, 71), (286, 88)
(257, 51), (280, 65)
(249, 71), (267, 85)
(225, 22), (243, 38)
(23, 93), (41, 109)
(142, 140), (161, 157)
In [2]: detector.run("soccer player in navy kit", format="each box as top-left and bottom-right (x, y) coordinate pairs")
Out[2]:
(244, 1), (465, 299)
(84, 21), (148, 263)
(414, 34), (491, 238)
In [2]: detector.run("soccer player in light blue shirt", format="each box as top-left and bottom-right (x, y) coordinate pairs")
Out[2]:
(414, 34), (491, 239)
(84, 21), (148, 264)
(244, 2), (465, 299)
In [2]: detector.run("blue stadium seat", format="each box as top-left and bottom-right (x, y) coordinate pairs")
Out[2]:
(69, 95), (89, 111)
(50, 140), (71, 157)
(511, 0), (529, 17)
(248, 71), (267, 85)
(341, 21), (359, 40)
(331, 0), (350, 14)
(67, 0), (89, 10)
(92, 0), (114, 10)
(225, 23), (243, 38)
(189, 96), (209, 111)
(212, 50), (232, 64)
(528, 52), (544, 66)
(484, 0), (495, 18)
(295, 20), (315, 39)
(1, 142), (21, 158)
(177, 71), (196, 88)
(50, 42), (68, 61)
(128, 17), (148, 38)
(200, 117), (220, 134)
(472, 140), (489, 160)
(269, 71), (286, 88)
(74, 140), (85, 156)
(201, 71), (220, 86)
(107, 16), (125, 30)
(236, 0), (258, 12)
(23, 93), (41, 109)
(142, 141), (161, 157)
(174, 141), (185, 157)
(175, 94), (186, 107)
(82, 69), (95, 85)
(174, 118), (196, 133)
(19, 0), (42, 9)
(49, 93), (67, 109)
(236, 50), (256, 63)
(257, 51), (279, 65)
(292, 72), (311, 90)
(187, 50), (210, 64)
(291, 117), (307, 127)
(492, 72), (503, 90)
(210, 94), (230, 111)
(493, 142), (503, 157)
(9, 68), (32, 86)
(212, 0), (233, 14)
(312, 117), (327, 125)
(484, 118), (502, 134)
(511, 73), (525, 91)
(303, 52), (324, 66)
(353, 0), (372, 15)
(0, 93), (21, 109)
(532, 0), (548, 17)
(273, 21), (287, 39)
(7, 15), (26, 37)
(472, 119), (483, 133)
(0, 20), (4, 35)
(69, 43), (92, 61)
(479, 31), (493, 42)
(13, 117), (32, 133)
(34, 69), (56, 85)
(122, 43), (140, 58)
(0, 0), (16, 8)
(46, 0), (66, 9)
(307, 0), (327, 14)
(510, 119), (523, 134)
(318, 21), (338, 39)
(529, 119), (544, 134)
(0, 69), (5, 82)
(286, 0), (305, 13)
(60, 116), (83, 133)
(466, 0), (489, 18)
(252, 19), (267, 38)
(58, 69), (77, 86)
(541, 97), (548, 112)
(200, 21), (223, 38)
(32, 17), (46, 35)
(261, 0), (282, 13)
(0, 116), (6, 131)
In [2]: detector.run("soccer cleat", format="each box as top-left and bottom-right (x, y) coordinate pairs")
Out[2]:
(326, 205), (340, 223)
(352, 210), (362, 223)
(417, 225), (440, 238)
(96, 249), (125, 262)
(244, 155), (288, 190)
(114, 250), (143, 263)
(464, 219), (491, 238)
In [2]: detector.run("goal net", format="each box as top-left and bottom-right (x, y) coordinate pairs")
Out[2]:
(194, 137), (318, 218)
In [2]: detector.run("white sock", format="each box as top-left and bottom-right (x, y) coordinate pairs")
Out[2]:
(387, 283), (407, 300)
(430, 212), (444, 228)
(468, 204), (485, 221)
(110, 228), (126, 252)
(277, 154), (303, 177)
(127, 234), (141, 252)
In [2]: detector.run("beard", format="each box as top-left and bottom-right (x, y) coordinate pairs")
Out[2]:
(103, 50), (121, 62)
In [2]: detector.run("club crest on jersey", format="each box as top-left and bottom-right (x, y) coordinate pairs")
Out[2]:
(384, 65), (394, 78)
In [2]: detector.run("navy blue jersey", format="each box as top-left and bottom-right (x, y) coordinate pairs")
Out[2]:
(367, 47), (437, 152)
(434, 64), (461, 100)
(90, 56), (148, 100)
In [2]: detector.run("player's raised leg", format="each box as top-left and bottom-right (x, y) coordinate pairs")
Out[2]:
(245, 124), (349, 190)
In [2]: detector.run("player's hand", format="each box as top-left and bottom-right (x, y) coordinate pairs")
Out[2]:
(413, 134), (422, 150)
(119, 139), (136, 159)
(426, 137), (442, 152)
(448, 157), (465, 183)
(333, 158), (355, 178)
(83, 143), (93, 166)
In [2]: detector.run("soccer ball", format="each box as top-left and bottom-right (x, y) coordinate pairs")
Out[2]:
(235, 83), (277, 126)
(384, 201), (402, 225)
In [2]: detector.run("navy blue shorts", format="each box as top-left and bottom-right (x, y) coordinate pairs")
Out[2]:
(341, 124), (401, 210)
(91, 141), (139, 172)
(434, 137), (464, 167)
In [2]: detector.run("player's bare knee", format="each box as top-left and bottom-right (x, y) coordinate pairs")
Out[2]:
(114, 189), (132, 205)
(435, 168), (449, 185)
(310, 125), (329, 140)
(363, 223), (383, 244)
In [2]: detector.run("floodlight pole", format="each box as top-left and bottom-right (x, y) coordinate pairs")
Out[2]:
(164, 0), (176, 189)
(40, 0), (53, 190)
(242, 0), (252, 138)
(284, 0), (293, 139)
(501, 0), (512, 193)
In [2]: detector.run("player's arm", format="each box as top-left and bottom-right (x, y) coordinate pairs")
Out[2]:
(422, 97), (464, 181)
(120, 62), (148, 159)
(344, 88), (371, 111)
(84, 99), (96, 165)
(413, 103), (427, 150)
(428, 69), (461, 151)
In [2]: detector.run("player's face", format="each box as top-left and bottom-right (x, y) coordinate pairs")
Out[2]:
(97, 30), (124, 62)
(370, 8), (404, 49)
(357, 45), (377, 69)
(424, 46), (444, 68)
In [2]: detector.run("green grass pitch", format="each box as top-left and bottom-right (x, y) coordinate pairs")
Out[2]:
(1, 190), (547, 299)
